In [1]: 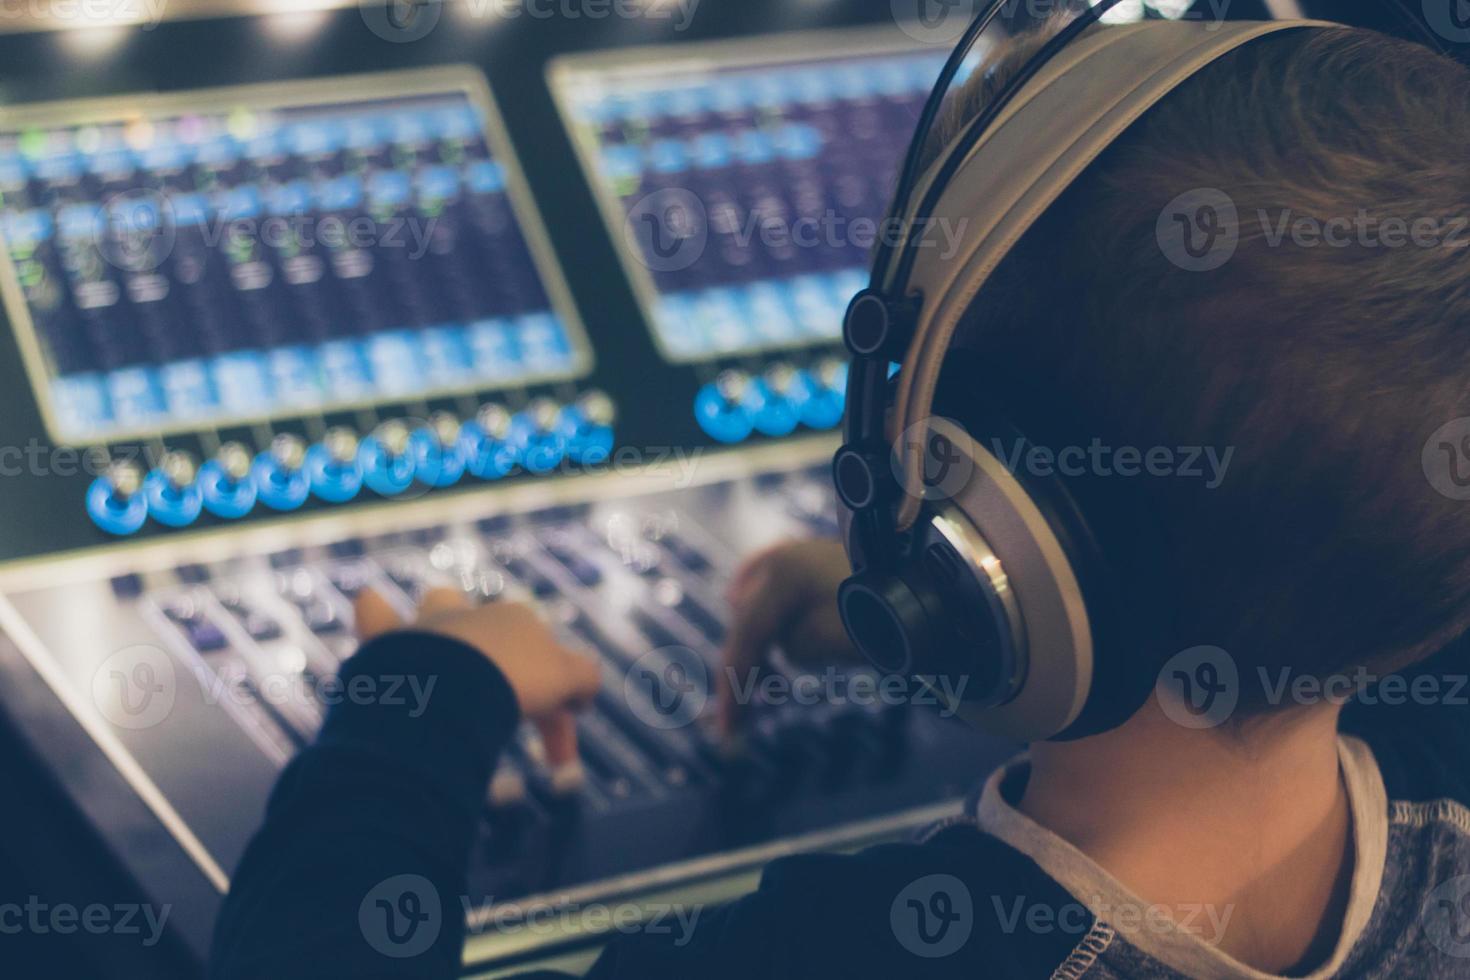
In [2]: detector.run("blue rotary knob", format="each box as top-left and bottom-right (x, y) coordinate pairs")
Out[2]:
(359, 420), (416, 497)
(508, 398), (568, 475)
(252, 434), (311, 511)
(560, 390), (616, 465)
(305, 427), (364, 503)
(798, 356), (848, 431)
(199, 441), (258, 519)
(751, 364), (803, 438)
(144, 450), (205, 528)
(461, 404), (517, 480)
(86, 459), (149, 536)
(410, 412), (468, 488)
(694, 369), (760, 444)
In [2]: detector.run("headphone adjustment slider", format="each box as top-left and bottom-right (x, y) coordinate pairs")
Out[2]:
(843, 289), (917, 360)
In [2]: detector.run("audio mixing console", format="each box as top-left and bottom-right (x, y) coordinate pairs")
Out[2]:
(0, 11), (1022, 977)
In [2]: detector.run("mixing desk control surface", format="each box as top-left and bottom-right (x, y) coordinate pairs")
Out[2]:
(0, 18), (1022, 975)
(0, 447), (1015, 964)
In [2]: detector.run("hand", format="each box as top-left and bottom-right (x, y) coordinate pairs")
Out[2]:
(719, 538), (861, 733)
(355, 588), (601, 769)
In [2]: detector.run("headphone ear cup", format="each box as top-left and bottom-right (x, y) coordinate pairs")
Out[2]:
(932, 361), (1170, 740)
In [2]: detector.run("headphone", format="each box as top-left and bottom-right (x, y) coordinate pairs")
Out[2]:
(829, 7), (1346, 741)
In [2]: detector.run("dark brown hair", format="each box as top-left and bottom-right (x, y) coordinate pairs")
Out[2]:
(930, 23), (1470, 710)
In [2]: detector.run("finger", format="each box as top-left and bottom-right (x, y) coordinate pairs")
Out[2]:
(718, 569), (796, 734)
(726, 544), (785, 605)
(533, 711), (579, 769)
(558, 648), (604, 707)
(417, 586), (471, 621)
(354, 588), (405, 642)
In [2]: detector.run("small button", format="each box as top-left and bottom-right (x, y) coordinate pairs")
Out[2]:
(186, 618), (229, 652)
(476, 514), (513, 536)
(303, 600), (343, 634)
(327, 539), (365, 558)
(540, 533), (602, 587)
(656, 530), (711, 574)
(109, 573), (144, 599)
(327, 564), (371, 599)
(242, 611), (283, 642)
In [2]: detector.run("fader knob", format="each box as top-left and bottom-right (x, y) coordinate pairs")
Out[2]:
(252, 434), (311, 512)
(359, 419), (416, 497)
(306, 427), (365, 503)
(144, 450), (204, 527)
(86, 458), (148, 535)
(410, 411), (467, 488)
(462, 403), (517, 480)
(199, 441), (258, 519)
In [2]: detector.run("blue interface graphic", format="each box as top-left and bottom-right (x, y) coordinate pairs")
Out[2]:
(0, 88), (585, 443)
(557, 45), (966, 362)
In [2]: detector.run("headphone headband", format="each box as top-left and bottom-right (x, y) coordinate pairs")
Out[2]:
(884, 19), (1328, 532)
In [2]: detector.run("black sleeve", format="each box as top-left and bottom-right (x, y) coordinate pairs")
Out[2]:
(208, 631), (521, 980)
(206, 631), (784, 980)
(1341, 633), (1470, 805)
(208, 632), (1048, 980)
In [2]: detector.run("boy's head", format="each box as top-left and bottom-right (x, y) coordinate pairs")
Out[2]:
(926, 22), (1470, 719)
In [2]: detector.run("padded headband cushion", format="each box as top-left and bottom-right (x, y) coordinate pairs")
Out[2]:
(888, 18), (1333, 532)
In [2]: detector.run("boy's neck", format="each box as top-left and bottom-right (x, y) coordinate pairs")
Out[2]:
(1019, 699), (1353, 974)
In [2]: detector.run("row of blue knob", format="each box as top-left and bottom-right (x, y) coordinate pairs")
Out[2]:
(694, 359), (848, 445)
(86, 393), (616, 536)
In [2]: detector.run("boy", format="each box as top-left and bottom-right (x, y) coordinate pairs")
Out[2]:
(210, 19), (1470, 979)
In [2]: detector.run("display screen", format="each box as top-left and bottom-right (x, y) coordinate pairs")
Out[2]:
(0, 70), (590, 444)
(550, 32), (976, 364)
